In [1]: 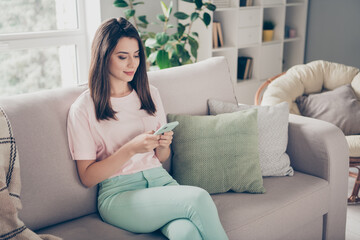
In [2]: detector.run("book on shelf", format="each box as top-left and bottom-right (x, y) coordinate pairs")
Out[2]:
(212, 22), (218, 48)
(212, 22), (224, 48)
(240, 0), (253, 7)
(216, 22), (224, 47)
(237, 56), (253, 80)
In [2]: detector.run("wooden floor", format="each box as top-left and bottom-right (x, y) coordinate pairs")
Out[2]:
(346, 176), (360, 240)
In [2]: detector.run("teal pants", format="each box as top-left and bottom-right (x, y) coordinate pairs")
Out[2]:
(98, 167), (228, 240)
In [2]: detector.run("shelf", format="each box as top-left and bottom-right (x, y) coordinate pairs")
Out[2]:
(284, 37), (301, 43)
(180, 0), (308, 104)
(237, 78), (258, 83)
(262, 39), (283, 45)
(212, 46), (237, 52)
(238, 43), (260, 49)
(263, 4), (285, 8)
(215, 7), (237, 12)
(286, 3), (304, 7)
(286, 0), (306, 4)
(239, 6), (261, 10)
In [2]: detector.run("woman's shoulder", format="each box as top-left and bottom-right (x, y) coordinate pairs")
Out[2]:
(149, 85), (160, 97)
(69, 89), (93, 113)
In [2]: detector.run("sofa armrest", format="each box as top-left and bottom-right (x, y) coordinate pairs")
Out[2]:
(287, 114), (349, 240)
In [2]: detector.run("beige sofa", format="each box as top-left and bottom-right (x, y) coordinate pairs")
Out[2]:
(0, 57), (349, 239)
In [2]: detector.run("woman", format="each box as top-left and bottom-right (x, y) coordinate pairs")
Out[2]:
(67, 17), (228, 240)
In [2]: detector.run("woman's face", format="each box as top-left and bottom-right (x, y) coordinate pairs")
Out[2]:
(108, 37), (140, 85)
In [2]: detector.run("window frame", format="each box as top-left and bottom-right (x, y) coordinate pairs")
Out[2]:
(0, 0), (89, 89)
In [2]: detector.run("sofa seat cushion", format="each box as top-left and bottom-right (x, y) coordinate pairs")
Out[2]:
(38, 172), (328, 240)
(36, 213), (166, 240)
(213, 171), (329, 240)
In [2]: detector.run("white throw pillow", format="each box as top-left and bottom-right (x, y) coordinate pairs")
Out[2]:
(208, 99), (294, 177)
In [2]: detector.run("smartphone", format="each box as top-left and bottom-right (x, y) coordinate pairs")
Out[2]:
(153, 121), (179, 135)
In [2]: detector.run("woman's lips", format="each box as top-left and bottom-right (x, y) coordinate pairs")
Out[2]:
(124, 71), (135, 76)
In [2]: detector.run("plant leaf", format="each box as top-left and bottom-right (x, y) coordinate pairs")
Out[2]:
(202, 12), (211, 26)
(160, 1), (169, 18)
(157, 14), (166, 22)
(145, 38), (157, 48)
(114, 0), (128, 8)
(174, 11), (189, 20)
(195, 0), (203, 9)
(191, 12), (199, 22)
(168, 1), (173, 16)
(177, 23), (186, 37)
(124, 9), (135, 19)
(156, 32), (169, 45)
(180, 50), (191, 63)
(181, 0), (194, 3)
(156, 50), (171, 69)
(188, 36), (199, 59)
(164, 43), (174, 52)
(191, 32), (199, 37)
(137, 15), (149, 24)
(206, 3), (216, 11)
(176, 43), (185, 55)
(170, 54), (181, 67)
(148, 32), (156, 38)
(145, 47), (151, 58)
(132, 1), (144, 5)
(148, 51), (157, 63)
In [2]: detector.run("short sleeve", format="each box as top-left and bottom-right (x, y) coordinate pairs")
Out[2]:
(151, 86), (167, 126)
(67, 106), (97, 160)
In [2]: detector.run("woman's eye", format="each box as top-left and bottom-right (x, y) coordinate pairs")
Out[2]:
(118, 56), (126, 60)
(134, 55), (140, 58)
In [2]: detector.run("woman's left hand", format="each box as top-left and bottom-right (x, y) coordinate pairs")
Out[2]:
(157, 131), (173, 149)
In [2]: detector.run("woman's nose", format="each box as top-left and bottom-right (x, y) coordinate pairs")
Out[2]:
(127, 56), (136, 68)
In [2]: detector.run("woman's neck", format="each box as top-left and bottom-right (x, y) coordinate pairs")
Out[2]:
(110, 83), (132, 98)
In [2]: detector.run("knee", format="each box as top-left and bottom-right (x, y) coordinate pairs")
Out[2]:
(162, 219), (202, 240)
(188, 187), (214, 208)
(178, 222), (202, 240)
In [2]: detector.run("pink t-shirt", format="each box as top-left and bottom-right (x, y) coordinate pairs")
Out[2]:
(67, 85), (166, 177)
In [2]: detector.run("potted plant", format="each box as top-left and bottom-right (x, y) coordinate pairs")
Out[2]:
(262, 20), (275, 42)
(114, 0), (216, 70)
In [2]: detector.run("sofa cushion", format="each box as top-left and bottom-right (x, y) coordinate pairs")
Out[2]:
(208, 99), (293, 177)
(296, 84), (360, 135)
(37, 172), (328, 240)
(0, 86), (97, 231)
(168, 110), (265, 194)
(214, 171), (328, 239)
(36, 213), (166, 240)
(148, 56), (237, 116)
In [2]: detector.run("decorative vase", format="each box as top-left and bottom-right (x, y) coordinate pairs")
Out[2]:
(263, 30), (274, 42)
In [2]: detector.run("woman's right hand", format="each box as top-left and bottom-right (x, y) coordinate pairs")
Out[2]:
(126, 131), (160, 154)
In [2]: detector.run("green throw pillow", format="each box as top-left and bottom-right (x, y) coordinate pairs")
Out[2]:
(168, 109), (265, 194)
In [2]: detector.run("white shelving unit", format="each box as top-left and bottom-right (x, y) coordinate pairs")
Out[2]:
(178, 0), (308, 104)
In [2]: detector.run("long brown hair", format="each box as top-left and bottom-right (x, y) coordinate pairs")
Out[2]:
(88, 17), (156, 121)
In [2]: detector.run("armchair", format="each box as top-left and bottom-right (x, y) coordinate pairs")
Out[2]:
(255, 60), (360, 204)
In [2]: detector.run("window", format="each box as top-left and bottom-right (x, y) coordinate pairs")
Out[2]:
(0, 0), (88, 96)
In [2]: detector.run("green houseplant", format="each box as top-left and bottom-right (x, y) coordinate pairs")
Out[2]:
(114, 0), (216, 69)
(262, 20), (275, 42)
